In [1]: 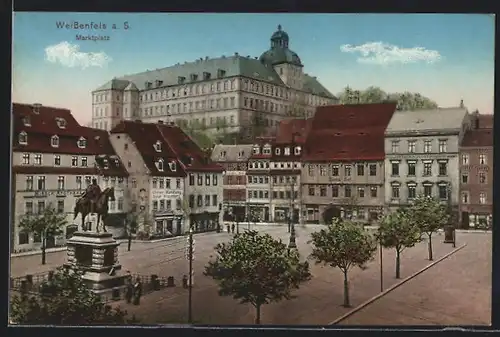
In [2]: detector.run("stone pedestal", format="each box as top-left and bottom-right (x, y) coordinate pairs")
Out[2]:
(65, 231), (128, 299)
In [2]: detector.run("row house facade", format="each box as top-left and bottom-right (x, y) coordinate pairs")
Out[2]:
(459, 113), (493, 228)
(12, 103), (128, 253)
(211, 144), (253, 221)
(109, 120), (224, 235)
(269, 119), (309, 223)
(246, 137), (274, 222)
(384, 106), (470, 224)
(301, 103), (396, 224)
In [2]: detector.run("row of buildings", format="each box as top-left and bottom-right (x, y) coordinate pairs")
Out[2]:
(90, 25), (337, 138)
(212, 102), (493, 229)
(12, 103), (224, 253)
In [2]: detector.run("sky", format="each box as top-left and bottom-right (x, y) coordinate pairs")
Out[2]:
(12, 13), (495, 125)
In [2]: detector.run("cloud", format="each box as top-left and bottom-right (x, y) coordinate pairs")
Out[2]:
(340, 42), (442, 65)
(44, 41), (112, 69)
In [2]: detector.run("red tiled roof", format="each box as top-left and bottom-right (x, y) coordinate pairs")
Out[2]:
(110, 121), (223, 176)
(12, 103), (129, 177)
(303, 103), (397, 162)
(156, 124), (224, 173)
(461, 129), (493, 147)
(474, 114), (494, 129)
(274, 119), (312, 144)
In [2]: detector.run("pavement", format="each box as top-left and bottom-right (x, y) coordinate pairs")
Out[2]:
(10, 226), (491, 325)
(336, 233), (492, 326)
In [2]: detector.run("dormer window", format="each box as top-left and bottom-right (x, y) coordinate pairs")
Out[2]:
(56, 118), (67, 129)
(294, 146), (302, 155)
(253, 146), (260, 155)
(157, 158), (164, 172)
(238, 151), (245, 158)
(51, 135), (59, 148)
(284, 147), (291, 156)
(77, 137), (87, 148)
(263, 145), (271, 155)
(169, 161), (177, 172)
(103, 159), (109, 169)
(154, 141), (162, 152)
(275, 148), (281, 155)
(220, 150), (227, 157)
(18, 131), (28, 145)
(22, 116), (31, 127)
(114, 159), (120, 166)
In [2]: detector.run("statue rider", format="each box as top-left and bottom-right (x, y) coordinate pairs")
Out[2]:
(81, 178), (102, 214)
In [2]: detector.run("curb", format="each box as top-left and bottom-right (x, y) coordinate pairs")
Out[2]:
(328, 243), (468, 325)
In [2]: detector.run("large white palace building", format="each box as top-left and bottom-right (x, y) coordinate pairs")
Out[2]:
(90, 25), (337, 137)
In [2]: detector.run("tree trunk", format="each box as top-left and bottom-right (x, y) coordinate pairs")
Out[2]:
(343, 270), (350, 307)
(255, 304), (261, 324)
(41, 236), (46, 265)
(427, 234), (433, 261)
(395, 249), (401, 279)
(128, 234), (132, 251)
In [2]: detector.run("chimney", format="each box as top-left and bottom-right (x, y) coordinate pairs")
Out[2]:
(234, 52), (239, 56)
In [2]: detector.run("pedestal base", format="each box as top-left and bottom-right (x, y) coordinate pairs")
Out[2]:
(65, 231), (129, 300)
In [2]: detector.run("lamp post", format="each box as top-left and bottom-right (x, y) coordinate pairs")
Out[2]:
(448, 183), (456, 248)
(288, 132), (299, 249)
(187, 227), (194, 323)
(379, 237), (384, 292)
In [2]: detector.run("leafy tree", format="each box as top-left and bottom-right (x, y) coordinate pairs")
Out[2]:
(406, 195), (449, 261)
(309, 218), (377, 307)
(204, 230), (311, 324)
(19, 204), (68, 265)
(337, 86), (438, 110)
(10, 267), (137, 325)
(376, 209), (421, 278)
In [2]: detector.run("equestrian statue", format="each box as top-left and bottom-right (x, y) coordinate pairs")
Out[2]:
(73, 179), (115, 233)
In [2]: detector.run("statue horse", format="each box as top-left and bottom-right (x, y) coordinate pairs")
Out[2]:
(73, 187), (115, 233)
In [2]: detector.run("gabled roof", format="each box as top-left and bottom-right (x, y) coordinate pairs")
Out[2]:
(110, 121), (223, 176)
(303, 103), (397, 162)
(94, 154), (129, 178)
(12, 103), (119, 156)
(211, 144), (254, 162)
(274, 118), (312, 144)
(110, 121), (185, 177)
(95, 56), (335, 99)
(385, 107), (468, 135)
(156, 124), (224, 173)
(461, 129), (493, 148)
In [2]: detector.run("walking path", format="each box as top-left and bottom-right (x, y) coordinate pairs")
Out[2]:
(336, 234), (491, 326)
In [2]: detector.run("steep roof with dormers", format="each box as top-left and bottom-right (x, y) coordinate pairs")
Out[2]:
(110, 121), (223, 177)
(12, 103), (129, 177)
(211, 144), (254, 162)
(303, 103), (397, 162)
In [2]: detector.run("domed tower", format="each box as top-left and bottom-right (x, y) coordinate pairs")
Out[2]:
(259, 25), (304, 90)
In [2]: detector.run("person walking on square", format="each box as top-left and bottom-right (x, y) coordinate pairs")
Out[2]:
(132, 276), (142, 305)
(231, 223), (235, 234)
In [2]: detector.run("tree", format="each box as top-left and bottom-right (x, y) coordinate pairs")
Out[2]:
(19, 204), (68, 265)
(309, 218), (377, 307)
(376, 209), (421, 279)
(337, 86), (438, 110)
(406, 195), (449, 261)
(10, 267), (137, 325)
(204, 230), (311, 324)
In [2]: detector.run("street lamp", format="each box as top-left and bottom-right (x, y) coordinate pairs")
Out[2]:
(288, 132), (299, 250)
(187, 227), (194, 323)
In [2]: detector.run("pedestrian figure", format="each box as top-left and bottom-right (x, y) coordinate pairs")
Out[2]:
(226, 224), (230, 233)
(125, 271), (133, 304)
(231, 223), (235, 233)
(132, 276), (142, 305)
